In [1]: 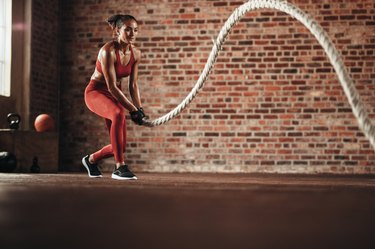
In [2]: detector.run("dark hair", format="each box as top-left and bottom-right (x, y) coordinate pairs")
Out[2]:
(107, 14), (137, 30)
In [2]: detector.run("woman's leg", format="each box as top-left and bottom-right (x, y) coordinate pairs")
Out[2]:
(91, 116), (127, 162)
(91, 119), (114, 161)
(85, 88), (126, 164)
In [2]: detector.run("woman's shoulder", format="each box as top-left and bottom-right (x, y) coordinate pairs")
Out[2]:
(99, 41), (117, 55)
(131, 45), (141, 61)
(97, 41), (118, 62)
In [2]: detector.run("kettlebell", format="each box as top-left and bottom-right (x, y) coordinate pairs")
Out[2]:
(7, 113), (21, 130)
(0, 151), (17, 173)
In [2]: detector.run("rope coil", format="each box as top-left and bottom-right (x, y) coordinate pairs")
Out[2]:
(142, 0), (375, 152)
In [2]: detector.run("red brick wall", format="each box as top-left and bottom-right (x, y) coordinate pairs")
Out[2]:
(60, 0), (375, 173)
(30, 0), (60, 126)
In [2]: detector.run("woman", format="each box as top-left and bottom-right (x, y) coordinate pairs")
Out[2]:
(82, 14), (146, 180)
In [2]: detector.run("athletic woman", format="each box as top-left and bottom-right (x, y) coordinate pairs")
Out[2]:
(82, 14), (146, 180)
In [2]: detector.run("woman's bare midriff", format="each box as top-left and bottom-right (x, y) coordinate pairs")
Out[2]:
(90, 69), (123, 87)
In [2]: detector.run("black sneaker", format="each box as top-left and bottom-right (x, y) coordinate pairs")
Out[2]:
(112, 165), (137, 180)
(82, 155), (102, 178)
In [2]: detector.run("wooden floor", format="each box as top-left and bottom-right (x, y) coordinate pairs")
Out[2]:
(0, 172), (374, 249)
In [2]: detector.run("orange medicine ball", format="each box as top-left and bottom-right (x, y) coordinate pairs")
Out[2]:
(34, 114), (55, 132)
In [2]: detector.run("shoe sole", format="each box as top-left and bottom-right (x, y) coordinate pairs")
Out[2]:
(111, 173), (137, 180)
(81, 157), (103, 178)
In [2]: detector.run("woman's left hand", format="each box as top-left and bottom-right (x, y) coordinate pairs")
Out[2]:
(130, 108), (148, 125)
(138, 107), (149, 120)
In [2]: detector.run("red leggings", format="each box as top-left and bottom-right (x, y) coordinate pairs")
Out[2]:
(84, 80), (126, 163)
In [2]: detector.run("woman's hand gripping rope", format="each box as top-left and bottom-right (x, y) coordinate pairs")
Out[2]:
(130, 107), (149, 125)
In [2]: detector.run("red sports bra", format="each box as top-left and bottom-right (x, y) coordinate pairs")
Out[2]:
(95, 46), (135, 78)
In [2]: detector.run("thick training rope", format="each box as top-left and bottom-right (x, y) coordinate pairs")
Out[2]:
(142, 0), (375, 151)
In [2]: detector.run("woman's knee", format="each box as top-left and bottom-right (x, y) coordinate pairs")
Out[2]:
(111, 107), (126, 122)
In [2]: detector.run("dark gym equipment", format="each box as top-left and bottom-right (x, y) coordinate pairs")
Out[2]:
(30, 156), (40, 173)
(7, 113), (21, 130)
(0, 151), (17, 173)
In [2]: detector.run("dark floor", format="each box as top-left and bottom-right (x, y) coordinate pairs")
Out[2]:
(0, 172), (375, 249)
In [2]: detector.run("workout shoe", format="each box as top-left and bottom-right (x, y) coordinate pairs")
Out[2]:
(82, 155), (102, 178)
(112, 165), (137, 180)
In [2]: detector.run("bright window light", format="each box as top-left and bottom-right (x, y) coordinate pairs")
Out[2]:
(0, 0), (12, 97)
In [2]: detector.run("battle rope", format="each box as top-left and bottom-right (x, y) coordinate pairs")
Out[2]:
(142, 0), (375, 151)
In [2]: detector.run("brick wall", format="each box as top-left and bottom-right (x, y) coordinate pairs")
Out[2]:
(30, 0), (60, 127)
(60, 0), (375, 173)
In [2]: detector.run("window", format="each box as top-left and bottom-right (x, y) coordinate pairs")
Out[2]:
(0, 0), (12, 97)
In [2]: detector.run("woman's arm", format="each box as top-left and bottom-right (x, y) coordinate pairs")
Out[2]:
(100, 45), (137, 112)
(129, 49), (142, 108)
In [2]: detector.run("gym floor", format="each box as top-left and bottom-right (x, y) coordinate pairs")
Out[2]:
(0, 173), (374, 249)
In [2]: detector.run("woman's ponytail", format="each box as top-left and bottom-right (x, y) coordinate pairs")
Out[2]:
(107, 14), (121, 38)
